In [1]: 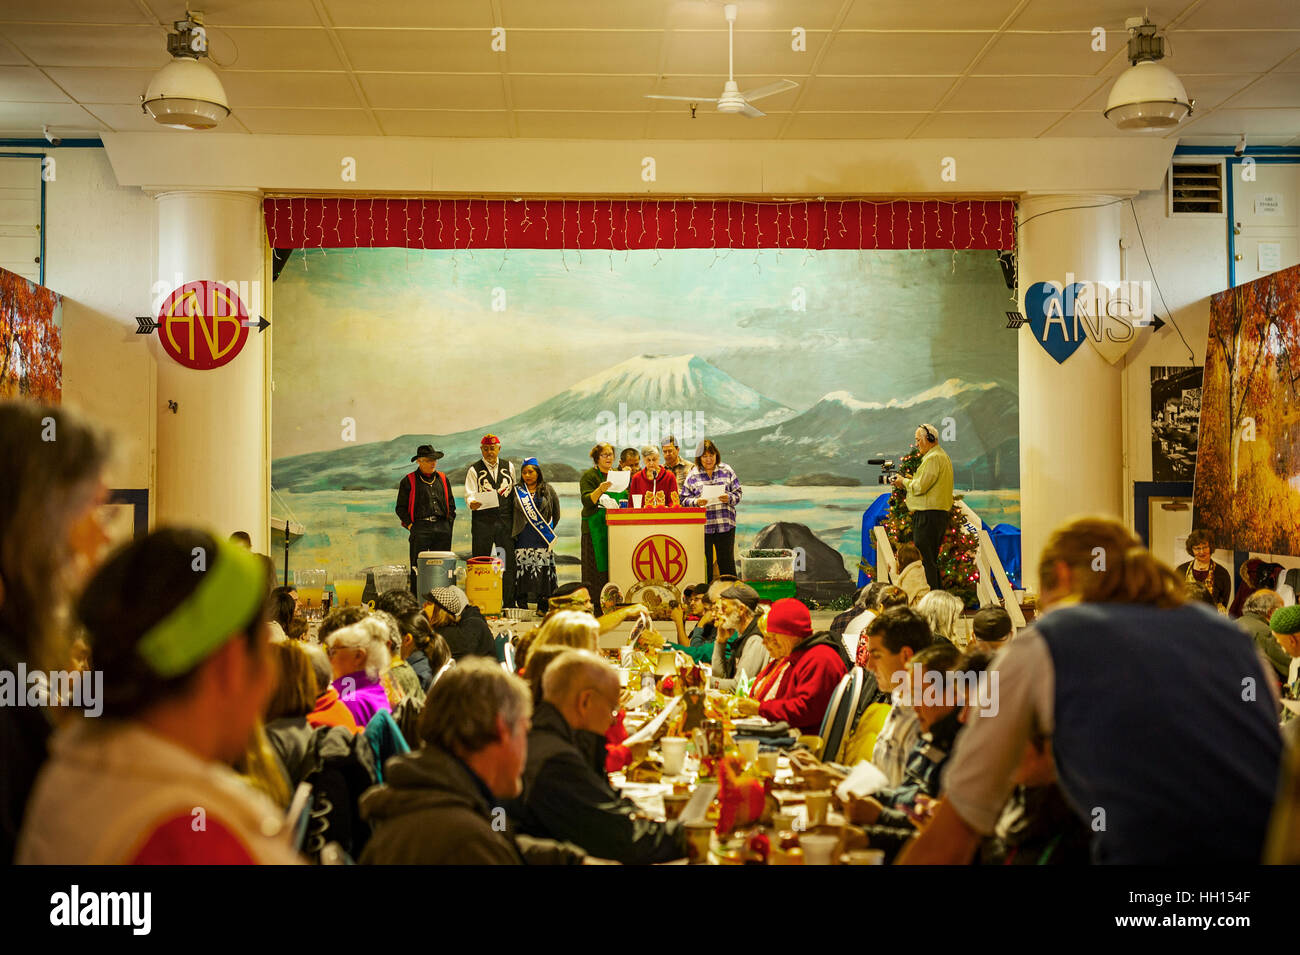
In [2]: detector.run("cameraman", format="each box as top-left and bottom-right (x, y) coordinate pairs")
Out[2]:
(889, 423), (954, 590)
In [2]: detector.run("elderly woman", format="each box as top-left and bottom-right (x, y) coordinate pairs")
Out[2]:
(629, 444), (680, 509)
(579, 442), (617, 593)
(512, 457), (561, 613)
(916, 590), (965, 649)
(1174, 529), (1231, 611)
(679, 439), (743, 581)
(735, 599), (851, 734)
(326, 617), (393, 726)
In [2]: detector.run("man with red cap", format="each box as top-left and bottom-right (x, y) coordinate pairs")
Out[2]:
(736, 598), (851, 734)
(466, 434), (518, 608)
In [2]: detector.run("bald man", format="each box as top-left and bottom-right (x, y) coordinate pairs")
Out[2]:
(504, 650), (685, 864)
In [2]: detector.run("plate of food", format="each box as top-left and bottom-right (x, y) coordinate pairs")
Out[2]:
(625, 580), (682, 621)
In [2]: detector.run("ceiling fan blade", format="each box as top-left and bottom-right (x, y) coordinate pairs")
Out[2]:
(739, 80), (798, 102)
(644, 94), (721, 102)
(740, 102), (766, 118)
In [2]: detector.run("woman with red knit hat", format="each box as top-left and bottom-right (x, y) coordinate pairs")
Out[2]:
(736, 598), (851, 734)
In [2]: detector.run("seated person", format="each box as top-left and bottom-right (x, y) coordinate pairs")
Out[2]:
(361, 659), (587, 865)
(1271, 606), (1300, 724)
(18, 529), (301, 864)
(628, 445), (680, 508)
(710, 583), (769, 691)
(860, 606), (933, 787)
(303, 643), (361, 734)
(736, 599), (851, 734)
(423, 586), (495, 660)
(668, 583), (716, 664)
(1238, 590), (1287, 681)
(545, 580), (649, 634)
(854, 585), (908, 667)
(832, 583), (883, 645)
(394, 608), (452, 692)
(524, 610), (601, 667)
(325, 618), (392, 727)
(977, 735), (1092, 866)
(894, 543), (930, 605)
(970, 606), (1013, 653)
(505, 650), (686, 864)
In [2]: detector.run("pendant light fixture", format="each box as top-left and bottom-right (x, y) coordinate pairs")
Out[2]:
(1104, 17), (1194, 131)
(141, 11), (230, 130)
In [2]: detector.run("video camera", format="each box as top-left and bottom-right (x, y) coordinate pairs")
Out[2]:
(868, 458), (897, 485)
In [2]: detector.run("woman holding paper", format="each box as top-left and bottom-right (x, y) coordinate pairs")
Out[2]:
(511, 458), (561, 613)
(579, 443), (618, 593)
(679, 439), (743, 582)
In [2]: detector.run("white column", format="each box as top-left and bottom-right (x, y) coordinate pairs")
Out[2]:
(1017, 193), (1125, 591)
(154, 190), (269, 551)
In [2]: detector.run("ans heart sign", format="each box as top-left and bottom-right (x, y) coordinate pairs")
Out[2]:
(1023, 276), (1153, 365)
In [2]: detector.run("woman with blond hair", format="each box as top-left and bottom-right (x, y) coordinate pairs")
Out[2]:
(916, 590), (965, 649)
(901, 516), (1284, 866)
(524, 610), (600, 666)
(579, 442), (617, 592)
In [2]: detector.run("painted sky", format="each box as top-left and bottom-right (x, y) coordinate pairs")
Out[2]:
(272, 246), (1015, 458)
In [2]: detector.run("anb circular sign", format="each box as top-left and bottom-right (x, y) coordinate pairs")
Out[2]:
(157, 280), (250, 370)
(632, 534), (687, 585)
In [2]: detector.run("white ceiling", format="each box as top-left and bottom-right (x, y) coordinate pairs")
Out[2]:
(0, 0), (1296, 145)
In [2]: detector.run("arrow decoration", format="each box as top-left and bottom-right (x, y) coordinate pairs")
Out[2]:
(1005, 311), (1026, 329)
(135, 316), (159, 334)
(242, 316), (270, 332)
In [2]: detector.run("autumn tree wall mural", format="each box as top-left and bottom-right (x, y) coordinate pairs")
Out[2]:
(0, 266), (62, 402)
(1195, 262), (1300, 554)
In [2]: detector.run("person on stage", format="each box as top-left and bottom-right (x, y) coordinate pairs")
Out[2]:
(466, 434), (518, 608)
(579, 443), (617, 594)
(396, 444), (456, 596)
(680, 439), (743, 581)
(511, 457), (561, 614)
(889, 424), (953, 591)
(662, 435), (691, 488)
(629, 445), (679, 508)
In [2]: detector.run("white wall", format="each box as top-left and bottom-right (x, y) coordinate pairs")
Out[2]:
(42, 147), (157, 500)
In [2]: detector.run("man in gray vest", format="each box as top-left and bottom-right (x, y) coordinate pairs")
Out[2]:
(890, 423), (954, 591)
(466, 434), (517, 608)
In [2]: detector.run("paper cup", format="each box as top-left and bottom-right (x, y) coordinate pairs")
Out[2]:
(805, 790), (831, 827)
(757, 751), (780, 776)
(801, 834), (838, 866)
(773, 812), (797, 833)
(846, 849), (886, 865)
(660, 736), (688, 776)
(663, 793), (692, 821)
(684, 821), (713, 865)
(632, 494), (644, 508)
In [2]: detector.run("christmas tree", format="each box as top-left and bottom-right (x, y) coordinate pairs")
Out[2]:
(883, 444), (980, 607)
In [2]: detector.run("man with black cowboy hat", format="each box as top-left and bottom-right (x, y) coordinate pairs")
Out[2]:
(466, 434), (517, 608)
(396, 444), (457, 595)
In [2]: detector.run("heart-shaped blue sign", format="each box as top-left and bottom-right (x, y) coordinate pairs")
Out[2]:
(1024, 281), (1086, 364)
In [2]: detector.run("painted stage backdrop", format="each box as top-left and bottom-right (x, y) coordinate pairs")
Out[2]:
(271, 247), (1019, 584)
(0, 265), (62, 402)
(1195, 262), (1300, 555)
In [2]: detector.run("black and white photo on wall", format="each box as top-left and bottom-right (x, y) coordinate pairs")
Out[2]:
(1150, 366), (1203, 482)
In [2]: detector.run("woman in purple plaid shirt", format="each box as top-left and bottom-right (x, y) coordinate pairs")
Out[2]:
(679, 439), (743, 582)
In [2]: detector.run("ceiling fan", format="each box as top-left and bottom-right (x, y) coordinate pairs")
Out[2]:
(644, 3), (797, 118)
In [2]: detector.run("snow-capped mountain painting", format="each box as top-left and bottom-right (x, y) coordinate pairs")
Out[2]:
(270, 246), (1018, 581)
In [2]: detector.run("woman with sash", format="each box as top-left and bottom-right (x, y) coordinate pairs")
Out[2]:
(511, 457), (562, 613)
(579, 443), (616, 595)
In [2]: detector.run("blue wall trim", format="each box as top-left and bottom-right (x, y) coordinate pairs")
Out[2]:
(0, 138), (103, 148)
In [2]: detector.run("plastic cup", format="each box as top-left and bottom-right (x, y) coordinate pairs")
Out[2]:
(801, 834), (838, 866)
(757, 751), (780, 776)
(661, 737), (688, 776)
(663, 793), (692, 821)
(684, 821), (713, 864)
(737, 739), (760, 765)
(805, 790), (831, 827)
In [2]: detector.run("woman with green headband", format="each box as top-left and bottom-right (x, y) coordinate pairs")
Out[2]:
(17, 528), (302, 864)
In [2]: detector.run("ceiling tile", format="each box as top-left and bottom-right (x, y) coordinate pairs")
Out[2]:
(0, 33), (24, 65)
(501, 0), (669, 29)
(1081, 73), (1257, 110)
(0, 24), (169, 68)
(944, 74), (1108, 110)
(780, 111), (926, 138)
(1162, 29), (1300, 73)
(0, 66), (75, 103)
(799, 75), (955, 110)
(80, 102), (177, 132)
(663, 0), (848, 31)
(233, 107), (377, 134)
(1176, 0), (1300, 30)
(217, 71), (361, 108)
(647, 109), (795, 137)
(974, 33), (1119, 75)
(912, 110), (1062, 137)
(1217, 72), (1300, 108)
(507, 30), (663, 73)
(357, 73), (506, 109)
(374, 108), (510, 136)
(842, 0), (1023, 30)
(320, 0), (495, 29)
(663, 28), (827, 74)
(208, 27), (343, 70)
(0, 100), (100, 131)
(1175, 107), (1300, 135)
(1277, 49), (1300, 70)
(510, 73), (660, 110)
(43, 67), (157, 103)
(820, 32), (992, 74)
(1008, 0), (1192, 32)
(201, 1), (325, 27)
(0, 1), (148, 23)
(514, 110), (653, 138)
(337, 28), (501, 71)
(1036, 109), (1131, 136)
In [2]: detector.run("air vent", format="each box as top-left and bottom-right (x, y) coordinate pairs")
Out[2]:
(1169, 162), (1223, 215)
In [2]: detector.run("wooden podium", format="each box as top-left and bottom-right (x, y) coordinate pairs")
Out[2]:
(604, 507), (706, 594)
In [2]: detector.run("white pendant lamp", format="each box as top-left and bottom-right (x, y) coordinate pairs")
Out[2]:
(1104, 18), (1194, 132)
(141, 12), (230, 130)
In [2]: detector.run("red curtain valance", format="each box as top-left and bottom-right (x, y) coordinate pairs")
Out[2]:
(264, 198), (1015, 252)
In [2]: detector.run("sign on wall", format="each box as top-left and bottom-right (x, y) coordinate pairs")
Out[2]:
(135, 280), (268, 369)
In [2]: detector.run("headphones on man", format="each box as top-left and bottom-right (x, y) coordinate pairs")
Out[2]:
(920, 425), (937, 443)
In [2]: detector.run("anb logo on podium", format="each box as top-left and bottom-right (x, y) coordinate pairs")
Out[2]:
(148, 281), (258, 370)
(632, 534), (687, 585)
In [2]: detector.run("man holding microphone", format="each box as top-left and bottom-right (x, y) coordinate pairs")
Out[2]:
(890, 423), (954, 591)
